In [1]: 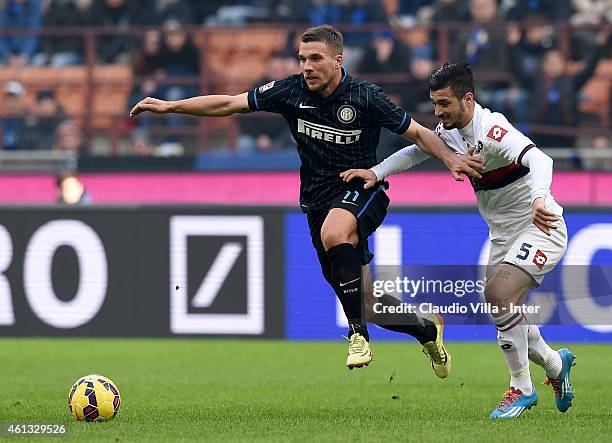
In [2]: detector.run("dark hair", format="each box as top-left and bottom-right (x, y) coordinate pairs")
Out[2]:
(300, 25), (343, 55)
(37, 89), (55, 102)
(429, 62), (474, 99)
(56, 173), (75, 187)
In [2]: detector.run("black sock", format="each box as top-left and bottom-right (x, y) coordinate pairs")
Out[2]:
(327, 243), (369, 341)
(348, 323), (369, 341)
(372, 294), (436, 345)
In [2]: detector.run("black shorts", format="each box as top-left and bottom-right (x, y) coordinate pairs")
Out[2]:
(307, 179), (389, 283)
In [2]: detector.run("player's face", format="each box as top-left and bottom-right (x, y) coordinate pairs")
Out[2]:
(430, 87), (472, 129)
(298, 41), (342, 93)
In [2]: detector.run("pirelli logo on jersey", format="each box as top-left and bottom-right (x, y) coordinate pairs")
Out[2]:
(297, 119), (362, 144)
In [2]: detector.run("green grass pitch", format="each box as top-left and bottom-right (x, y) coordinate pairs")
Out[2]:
(1, 339), (611, 442)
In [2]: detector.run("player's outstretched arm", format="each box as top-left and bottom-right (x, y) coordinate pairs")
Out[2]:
(402, 119), (484, 181)
(340, 144), (430, 188)
(130, 92), (250, 118)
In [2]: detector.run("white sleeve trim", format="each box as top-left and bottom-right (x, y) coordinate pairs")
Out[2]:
(520, 147), (553, 204)
(369, 145), (431, 181)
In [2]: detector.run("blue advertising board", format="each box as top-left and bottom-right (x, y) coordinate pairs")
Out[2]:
(285, 210), (612, 342)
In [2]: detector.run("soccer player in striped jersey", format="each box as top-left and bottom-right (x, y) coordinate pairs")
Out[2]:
(130, 25), (482, 378)
(341, 62), (575, 418)
(131, 26), (484, 374)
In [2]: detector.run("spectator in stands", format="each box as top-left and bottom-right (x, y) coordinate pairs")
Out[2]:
(203, 1), (270, 25)
(19, 90), (67, 150)
(375, 45), (436, 161)
(357, 29), (412, 101)
(55, 119), (87, 154)
(307, 0), (341, 24)
(426, 0), (470, 60)
(430, 0), (469, 22)
(0, 0), (43, 67)
(56, 173), (91, 205)
(392, 0), (434, 27)
(267, 0), (310, 23)
(129, 29), (163, 145)
(158, 19), (199, 97)
(128, 128), (154, 156)
(305, 0), (389, 70)
(133, 29), (163, 77)
(142, 0), (196, 26)
(127, 77), (161, 144)
(575, 133), (612, 170)
(90, 0), (141, 63)
(156, 18), (200, 146)
(452, 0), (506, 70)
(1, 81), (27, 150)
(401, 45), (435, 114)
(493, 21), (555, 124)
(357, 29), (412, 79)
(506, 19), (556, 76)
(33, 0), (91, 66)
(341, 0), (389, 69)
(507, 0), (572, 22)
(571, 0), (612, 26)
(452, 0), (509, 113)
(192, 0), (236, 24)
(590, 135), (612, 170)
(508, 28), (609, 147)
(237, 54), (296, 152)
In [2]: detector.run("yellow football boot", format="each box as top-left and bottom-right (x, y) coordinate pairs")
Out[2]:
(421, 313), (451, 378)
(346, 333), (372, 370)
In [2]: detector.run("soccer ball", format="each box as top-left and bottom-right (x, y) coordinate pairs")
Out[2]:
(68, 374), (121, 422)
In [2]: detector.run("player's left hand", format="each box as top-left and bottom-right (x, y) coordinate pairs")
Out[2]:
(340, 169), (377, 189)
(446, 151), (484, 181)
(532, 197), (557, 236)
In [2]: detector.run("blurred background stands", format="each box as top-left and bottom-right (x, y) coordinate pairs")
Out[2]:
(0, 0), (608, 168)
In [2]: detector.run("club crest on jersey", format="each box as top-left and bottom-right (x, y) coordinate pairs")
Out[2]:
(475, 140), (484, 154)
(337, 105), (356, 124)
(533, 249), (547, 270)
(487, 125), (508, 142)
(258, 81), (275, 93)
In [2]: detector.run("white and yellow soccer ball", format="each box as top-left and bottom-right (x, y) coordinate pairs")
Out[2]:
(68, 374), (121, 422)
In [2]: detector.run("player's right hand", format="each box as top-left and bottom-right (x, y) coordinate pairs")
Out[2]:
(340, 169), (378, 189)
(532, 197), (557, 236)
(130, 97), (171, 116)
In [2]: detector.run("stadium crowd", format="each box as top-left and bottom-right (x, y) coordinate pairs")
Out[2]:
(0, 0), (610, 162)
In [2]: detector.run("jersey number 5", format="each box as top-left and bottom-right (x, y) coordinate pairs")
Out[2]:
(516, 242), (532, 260)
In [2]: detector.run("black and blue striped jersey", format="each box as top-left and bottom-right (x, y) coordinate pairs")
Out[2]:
(247, 68), (411, 211)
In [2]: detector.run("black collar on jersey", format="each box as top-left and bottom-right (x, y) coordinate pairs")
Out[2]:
(302, 67), (350, 105)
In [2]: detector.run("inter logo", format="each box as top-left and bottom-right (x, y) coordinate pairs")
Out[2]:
(259, 81), (275, 93)
(337, 105), (356, 124)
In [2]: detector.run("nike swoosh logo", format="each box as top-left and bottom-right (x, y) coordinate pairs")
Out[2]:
(299, 103), (316, 109)
(339, 277), (360, 287)
(341, 200), (359, 206)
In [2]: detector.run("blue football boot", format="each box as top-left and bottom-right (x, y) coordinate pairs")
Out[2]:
(490, 386), (538, 418)
(544, 348), (576, 413)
